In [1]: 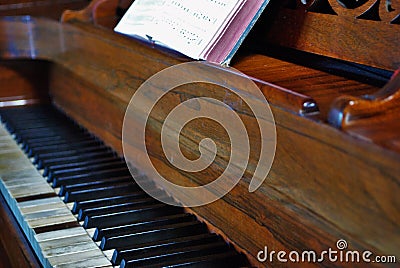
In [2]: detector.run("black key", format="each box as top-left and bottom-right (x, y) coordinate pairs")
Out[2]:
(34, 145), (111, 165)
(100, 221), (207, 250)
(7, 122), (60, 132)
(49, 160), (127, 181)
(63, 182), (139, 203)
(15, 128), (86, 143)
(24, 134), (93, 153)
(120, 241), (229, 267)
(79, 197), (158, 222)
(28, 139), (101, 157)
(111, 233), (219, 265)
(52, 167), (130, 187)
(93, 213), (195, 241)
(125, 251), (245, 268)
(72, 192), (150, 214)
(58, 175), (131, 196)
(38, 151), (117, 170)
(0, 105), (250, 268)
(43, 156), (120, 177)
(21, 136), (93, 154)
(84, 204), (182, 229)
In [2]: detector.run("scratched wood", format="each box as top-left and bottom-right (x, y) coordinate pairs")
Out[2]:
(0, 17), (398, 267)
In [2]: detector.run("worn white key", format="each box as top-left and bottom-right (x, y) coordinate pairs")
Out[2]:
(27, 213), (78, 229)
(0, 143), (18, 151)
(7, 183), (54, 199)
(39, 234), (94, 250)
(42, 240), (100, 257)
(54, 256), (113, 268)
(18, 196), (62, 209)
(0, 153), (34, 173)
(0, 124), (111, 267)
(3, 176), (46, 187)
(0, 167), (43, 179)
(20, 202), (67, 214)
(35, 227), (88, 242)
(66, 202), (75, 210)
(24, 207), (73, 220)
(86, 228), (96, 238)
(103, 249), (115, 260)
(47, 248), (106, 266)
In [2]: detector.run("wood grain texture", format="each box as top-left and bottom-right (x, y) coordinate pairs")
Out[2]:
(61, 0), (119, 28)
(328, 70), (400, 152)
(0, 193), (41, 268)
(0, 0), (89, 20)
(0, 17), (398, 267)
(259, 0), (400, 71)
(234, 54), (379, 118)
(61, 0), (134, 28)
(0, 60), (50, 107)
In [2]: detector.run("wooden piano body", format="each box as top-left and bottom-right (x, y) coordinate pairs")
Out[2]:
(0, 0), (89, 20)
(0, 0), (399, 266)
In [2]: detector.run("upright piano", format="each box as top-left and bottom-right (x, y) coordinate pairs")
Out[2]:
(0, 0), (399, 267)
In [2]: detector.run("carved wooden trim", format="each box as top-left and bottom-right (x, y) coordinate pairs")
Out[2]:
(328, 69), (400, 151)
(262, 0), (400, 70)
(61, 0), (119, 27)
(291, 0), (400, 24)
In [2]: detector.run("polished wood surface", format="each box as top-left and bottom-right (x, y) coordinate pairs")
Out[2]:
(0, 0), (89, 20)
(0, 60), (50, 107)
(234, 54), (380, 118)
(61, 0), (119, 28)
(261, 0), (400, 71)
(0, 16), (398, 267)
(329, 70), (400, 152)
(0, 193), (41, 267)
(61, 0), (134, 28)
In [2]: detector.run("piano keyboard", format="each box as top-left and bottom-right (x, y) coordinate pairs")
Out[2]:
(0, 105), (248, 268)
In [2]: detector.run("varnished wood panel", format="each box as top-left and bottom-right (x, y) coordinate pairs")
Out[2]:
(0, 60), (50, 106)
(259, 0), (400, 71)
(0, 193), (41, 267)
(0, 0), (89, 20)
(328, 70), (400, 152)
(234, 54), (380, 118)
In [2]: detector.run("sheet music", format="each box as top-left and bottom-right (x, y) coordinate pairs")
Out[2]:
(114, 0), (245, 59)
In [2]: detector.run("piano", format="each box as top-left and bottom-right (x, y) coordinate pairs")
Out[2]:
(0, 0), (399, 267)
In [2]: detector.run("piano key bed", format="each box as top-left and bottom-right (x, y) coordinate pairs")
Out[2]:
(0, 105), (248, 268)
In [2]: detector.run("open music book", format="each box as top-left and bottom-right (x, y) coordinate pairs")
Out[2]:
(114, 0), (270, 65)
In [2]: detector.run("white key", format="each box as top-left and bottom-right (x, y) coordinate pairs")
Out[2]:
(7, 183), (55, 199)
(35, 227), (88, 242)
(18, 196), (62, 209)
(47, 248), (106, 266)
(20, 202), (67, 214)
(51, 256), (112, 268)
(0, 124), (111, 267)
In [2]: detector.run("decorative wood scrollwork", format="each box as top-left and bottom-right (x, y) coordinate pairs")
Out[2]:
(291, 0), (400, 24)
